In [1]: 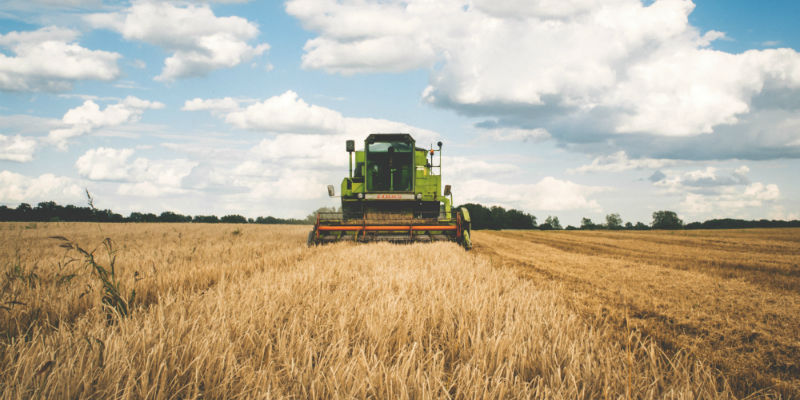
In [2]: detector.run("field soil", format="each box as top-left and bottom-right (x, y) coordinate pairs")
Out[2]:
(1, 222), (798, 398)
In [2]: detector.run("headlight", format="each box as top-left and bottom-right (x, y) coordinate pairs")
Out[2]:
(357, 193), (364, 199)
(416, 193), (423, 200)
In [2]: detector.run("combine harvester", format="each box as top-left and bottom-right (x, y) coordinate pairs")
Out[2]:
(308, 133), (472, 249)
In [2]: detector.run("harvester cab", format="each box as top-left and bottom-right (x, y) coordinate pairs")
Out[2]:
(308, 133), (472, 249)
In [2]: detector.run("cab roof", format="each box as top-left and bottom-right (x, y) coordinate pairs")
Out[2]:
(365, 133), (414, 144)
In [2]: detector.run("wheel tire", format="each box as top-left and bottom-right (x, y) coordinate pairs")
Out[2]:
(462, 229), (472, 250)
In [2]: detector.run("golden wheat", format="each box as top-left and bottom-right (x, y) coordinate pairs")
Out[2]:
(1, 223), (737, 398)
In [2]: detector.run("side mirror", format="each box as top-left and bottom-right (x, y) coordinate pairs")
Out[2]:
(346, 140), (355, 152)
(443, 184), (451, 196)
(327, 185), (335, 197)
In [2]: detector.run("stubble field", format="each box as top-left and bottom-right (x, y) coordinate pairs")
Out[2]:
(1, 222), (798, 398)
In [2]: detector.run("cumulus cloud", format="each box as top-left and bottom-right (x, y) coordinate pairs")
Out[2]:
(182, 97), (240, 114)
(0, 170), (83, 204)
(48, 96), (164, 149)
(86, 0), (269, 81)
(0, 26), (120, 92)
(650, 165), (779, 216)
(185, 90), (441, 140)
(655, 166), (751, 192)
(459, 177), (605, 212)
(287, 0), (800, 159)
(225, 91), (345, 134)
(0, 134), (37, 162)
(227, 169), (330, 201)
(75, 147), (197, 197)
(570, 151), (676, 173)
(680, 183), (780, 215)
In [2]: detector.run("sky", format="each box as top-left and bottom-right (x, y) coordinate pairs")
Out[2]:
(1, 0), (799, 226)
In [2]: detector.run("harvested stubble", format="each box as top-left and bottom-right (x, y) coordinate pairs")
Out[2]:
(2, 223), (729, 398)
(474, 229), (800, 398)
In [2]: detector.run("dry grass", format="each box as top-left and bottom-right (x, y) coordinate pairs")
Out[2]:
(0, 222), (747, 398)
(474, 229), (800, 398)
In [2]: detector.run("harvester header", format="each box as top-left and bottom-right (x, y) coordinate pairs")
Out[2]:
(308, 133), (472, 249)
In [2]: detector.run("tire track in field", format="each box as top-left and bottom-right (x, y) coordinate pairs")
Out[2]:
(488, 229), (800, 293)
(473, 230), (800, 398)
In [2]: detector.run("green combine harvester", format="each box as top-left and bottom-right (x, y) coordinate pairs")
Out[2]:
(308, 133), (472, 249)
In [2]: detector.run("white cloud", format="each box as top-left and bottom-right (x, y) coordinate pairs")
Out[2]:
(0, 134), (37, 162)
(681, 183), (780, 215)
(182, 97), (240, 114)
(483, 127), (550, 142)
(0, 26), (120, 92)
(444, 156), (519, 179)
(86, 0), (269, 81)
(654, 166), (750, 191)
(767, 205), (799, 221)
(287, 0), (800, 142)
(0, 170), (83, 204)
(228, 169), (329, 201)
(186, 90), (440, 142)
(459, 177), (605, 212)
(48, 96), (164, 149)
(570, 151), (676, 173)
(287, 0), (438, 74)
(75, 147), (197, 197)
(75, 147), (135, 180)
(117, 181), (186, 198)
(224, 91), (345, 134)
(649, 164), (780, 217)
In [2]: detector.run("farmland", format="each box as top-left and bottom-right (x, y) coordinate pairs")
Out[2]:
(1, 223), (798, 398)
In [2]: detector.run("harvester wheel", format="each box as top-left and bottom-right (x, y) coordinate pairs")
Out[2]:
(307, 230), (316, 247)
(462, 230), (472, 250)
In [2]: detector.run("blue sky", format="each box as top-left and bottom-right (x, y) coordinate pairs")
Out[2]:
(1, 0), (799, 226)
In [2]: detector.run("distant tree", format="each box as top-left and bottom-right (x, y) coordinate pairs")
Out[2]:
(221, 214), (247, 224)
(460, 203), (492, 229)
(634, 222), (649, 230)
(36, 201), (60, 221)
(652, 210), (683, 230)
(685, 221), (703, 229)
(193, 215), (220, 223)
(565, 225), (578, 230)
(505, 208), (536, 229)
(541, 216), (562, 230)
(158, 211), (190, 223)
(606, 213), (623, 230)
(489, 206), (507, 230)
(0, 205), (12, 221)
(580, 217), (596, 230)
(255, 216), (277, 224)
(17, 203), (32, 218)
(624, 221), (634, 229)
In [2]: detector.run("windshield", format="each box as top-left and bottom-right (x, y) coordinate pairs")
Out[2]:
(366, 140), (413, 192)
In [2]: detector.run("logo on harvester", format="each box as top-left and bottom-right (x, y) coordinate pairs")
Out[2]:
(365, 193), (416, 200)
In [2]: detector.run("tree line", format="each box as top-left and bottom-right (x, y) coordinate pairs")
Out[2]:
(459, 204), (800, 231)
(1, 201), (798, 230)
(0, 201), (307, 225)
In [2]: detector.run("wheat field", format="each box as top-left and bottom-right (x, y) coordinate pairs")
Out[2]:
(1, 223), (796, 398)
